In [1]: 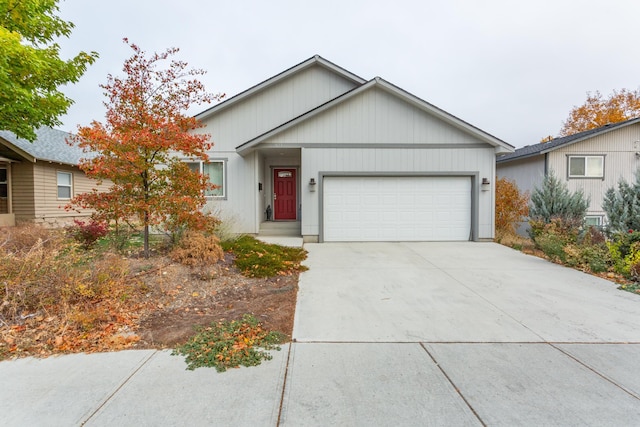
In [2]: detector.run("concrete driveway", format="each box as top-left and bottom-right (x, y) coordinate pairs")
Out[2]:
(282, 242), (640, 425)
(3, 242), (640, 426)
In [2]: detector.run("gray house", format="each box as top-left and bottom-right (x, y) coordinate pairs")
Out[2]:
(0, 127), (97, 226)
(192, 55), (513, 242)
(497, 118), (640, 226)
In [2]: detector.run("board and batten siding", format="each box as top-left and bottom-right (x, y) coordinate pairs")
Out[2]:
(197, 65), (359, 152)
(301, 146), (496, 240)
(262, 88), (483, 146)
(547, 124), (640, 216)
(497, 156), (545, 195)
(203, 151), (258, 233)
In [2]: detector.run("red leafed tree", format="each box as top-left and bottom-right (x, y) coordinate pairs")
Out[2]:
(70, 39), (223, 257)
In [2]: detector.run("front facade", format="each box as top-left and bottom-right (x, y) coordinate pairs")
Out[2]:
(0, 128), (96, 226)
(194, 56), (513, 242)
(497, 118), (640, 226)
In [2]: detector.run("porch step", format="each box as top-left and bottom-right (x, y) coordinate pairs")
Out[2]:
(259, 221), (301, 236)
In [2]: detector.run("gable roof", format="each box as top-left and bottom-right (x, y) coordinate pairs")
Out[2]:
(236, 76), (514, 155)
(0, 127), (87, 166)
(497, 117), (640, 163)
(195, 55), (367, 122)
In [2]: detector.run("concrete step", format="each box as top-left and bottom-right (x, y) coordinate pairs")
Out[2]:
(259, 221), (301, 236)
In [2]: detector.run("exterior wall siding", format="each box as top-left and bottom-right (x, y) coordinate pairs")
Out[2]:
(203, 151), (257, 233)
(497, 156), (545, 194)
(31, 163), (99, 224)
(10, 161), (36, 221)
(198, 65), (359, 151)
(264, 88), (482, 146)
(547, 125), (640, 217)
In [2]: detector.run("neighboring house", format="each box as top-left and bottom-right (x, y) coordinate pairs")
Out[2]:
(0, 127), (97, 226)
(192, 55), (514, 242)
(496, 118), (640, 227)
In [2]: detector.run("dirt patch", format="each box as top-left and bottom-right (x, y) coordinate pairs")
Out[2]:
(130, 253), (299, 349)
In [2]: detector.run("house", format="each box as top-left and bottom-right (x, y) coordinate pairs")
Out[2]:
(496, 118), (640, 227)
(192, 55), (514, 242)
(0, 127), (96, 226)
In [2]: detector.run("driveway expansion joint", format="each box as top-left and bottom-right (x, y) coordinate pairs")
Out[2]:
(549, 343), (640, 401)
(419, 342), (487, 427)
(80, 350), (158, 426)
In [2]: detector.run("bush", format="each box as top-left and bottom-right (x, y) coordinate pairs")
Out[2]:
(172, 314), (284, 372)
(66, 219), (109, 249)
(221, 235), (307, 278)
(564, 243), (610, 273)
(608, 231), (640, 278)
(529, 170), (589, 226)
(495, 177), (529, 239)
(170, 230), (224, 266)
(602, 169), (640, 234)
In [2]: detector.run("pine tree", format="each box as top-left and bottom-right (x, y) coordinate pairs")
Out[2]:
(529, 171), (590, 224)
(602, 170), (640, 233)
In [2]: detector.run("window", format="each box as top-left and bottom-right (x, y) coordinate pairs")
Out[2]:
(584, 216), (602, 227)
(57, 171), (72, 199)
(186, 160), (225, 198)
(0, 168), (7, 198)
(568, 156), (604, 178)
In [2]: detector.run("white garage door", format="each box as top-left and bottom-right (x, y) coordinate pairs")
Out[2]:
(323, 176), (471, 242)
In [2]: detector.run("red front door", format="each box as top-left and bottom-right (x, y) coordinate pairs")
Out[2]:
(274, 168), (297, 220)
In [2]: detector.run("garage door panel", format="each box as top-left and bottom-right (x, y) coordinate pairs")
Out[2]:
(323, 176), (471, 242)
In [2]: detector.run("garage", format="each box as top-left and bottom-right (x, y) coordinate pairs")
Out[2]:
(322, 176), (471, 242)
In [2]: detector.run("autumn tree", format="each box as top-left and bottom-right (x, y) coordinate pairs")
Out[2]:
(559, 89), (640, 137)
(495, 177), (529, 239)
(0, 0), (98, 141)
(70, 39), (223, 257)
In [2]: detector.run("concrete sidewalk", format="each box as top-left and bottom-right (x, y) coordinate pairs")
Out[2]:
(2, 242), (640, 426)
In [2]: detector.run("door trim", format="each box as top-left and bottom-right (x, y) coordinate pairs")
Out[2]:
(273, 167), (298, 221)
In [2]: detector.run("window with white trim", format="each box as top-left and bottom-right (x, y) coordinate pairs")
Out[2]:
(584, 216), (602, 227)
(568, 156), (604, 178)
(57, 171), (73, 199)
(0, 167), (7, 198)
(186, 160), (225, 198)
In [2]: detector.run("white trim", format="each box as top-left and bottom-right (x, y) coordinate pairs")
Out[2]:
(236, 78), (513, 155)
(56, 170), (73, 200)
(195, 55), (366, 122)
(185, 159), (227, 199)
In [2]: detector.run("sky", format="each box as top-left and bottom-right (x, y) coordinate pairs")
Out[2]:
(55, 0), (640, 148)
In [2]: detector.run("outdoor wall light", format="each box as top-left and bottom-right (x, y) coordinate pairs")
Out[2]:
(481, 177), (490, 191)
(309, 178), (317, 192)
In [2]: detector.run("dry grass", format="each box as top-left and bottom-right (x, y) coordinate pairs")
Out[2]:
(0, 224), (148, 359)
(169, 230), (224, 267)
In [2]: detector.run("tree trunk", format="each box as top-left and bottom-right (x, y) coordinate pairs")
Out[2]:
(143, 211), (150, 258)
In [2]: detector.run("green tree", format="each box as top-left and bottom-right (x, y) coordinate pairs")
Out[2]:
(602, 170), (640, 234)
(69, 40), (223, 257)
(529, 170), (590, 224)
(0, 0), (98, 141)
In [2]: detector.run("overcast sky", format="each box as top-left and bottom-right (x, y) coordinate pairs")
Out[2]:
(56, 0), (640, 148)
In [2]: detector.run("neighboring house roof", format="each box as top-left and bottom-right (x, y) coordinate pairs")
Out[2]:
(497, 117), (640, 163)
(236, 76), (514, 155)
(0, 127), (89, 166)
(195, 55), (367, 122)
